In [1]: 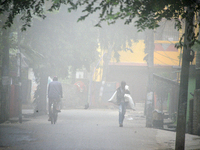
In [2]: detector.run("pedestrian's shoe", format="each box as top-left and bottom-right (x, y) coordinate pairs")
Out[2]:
(119, 124), (123, 127)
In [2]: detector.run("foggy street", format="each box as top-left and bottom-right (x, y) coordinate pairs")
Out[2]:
(1, 103), (157, 150)
(1, 1), (200, 150)
(1, 103), (200, 150)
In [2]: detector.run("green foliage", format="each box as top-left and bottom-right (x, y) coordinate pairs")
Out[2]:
(192, 41), (200, 52)
(1, 0), (46, 31)
(20, 6), (99, 79)
(97, 18), (138, 62)
(0, 0), (76, 31)
(74, 0), (200, 48)
(1, 0), (200, 49)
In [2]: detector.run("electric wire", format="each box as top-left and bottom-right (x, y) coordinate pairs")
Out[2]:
(154, 57), (172, 66)
(155, 51), (179, 62)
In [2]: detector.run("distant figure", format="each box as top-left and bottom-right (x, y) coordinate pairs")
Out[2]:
(117, 81), (126, 127)
(48, 76), (63, 121)
(108, 81), (135, 127)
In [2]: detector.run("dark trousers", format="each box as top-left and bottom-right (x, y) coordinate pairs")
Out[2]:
(48, 98), (60, 116)
(119, 101), (127, 125)
(48, 98), (54, 116)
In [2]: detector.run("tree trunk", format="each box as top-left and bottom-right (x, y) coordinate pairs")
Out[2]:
(196, 26), (200, 89)
(37, 68), (48, 115)
(175, 6), (194, 150)
(99, 45), (112, 103)
(0, 29), (10, 123)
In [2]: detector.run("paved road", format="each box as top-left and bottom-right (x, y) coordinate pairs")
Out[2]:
(1, 104), (200, 150)
(0, 105), (160, 150)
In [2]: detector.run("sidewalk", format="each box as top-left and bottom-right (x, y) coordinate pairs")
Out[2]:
(6, 105), (35, 124)
(126, 103), (200, 150)
(156, 129), (200, 150)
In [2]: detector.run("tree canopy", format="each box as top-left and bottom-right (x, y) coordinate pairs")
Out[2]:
(18, 5), (99, 79)
(75, 0), (200, 47)
(0, 0), (75, 31)
(1, 1), (200, 47)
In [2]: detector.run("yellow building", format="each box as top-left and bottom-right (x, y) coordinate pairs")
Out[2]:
(112, 40), (181, 67)
(92, 19), (186, 104)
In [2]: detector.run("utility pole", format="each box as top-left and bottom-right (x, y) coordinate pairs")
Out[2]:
(145, 29), (155, 127)
(175, 5), (195, 150)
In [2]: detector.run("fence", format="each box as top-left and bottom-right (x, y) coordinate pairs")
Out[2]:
(153, 74), (180, 119)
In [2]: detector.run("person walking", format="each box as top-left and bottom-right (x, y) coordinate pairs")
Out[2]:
(108, 85), (135, 110)
(108, 81), (135, 127)
(116, 81), (126, 127)
(48, 76), (63, 121)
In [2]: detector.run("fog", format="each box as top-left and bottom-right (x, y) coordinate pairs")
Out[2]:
(19, 5), (148, 107)
(1, 2), (200, 150)
(21, 4), (142, 76)
(16, 4), (180, 111)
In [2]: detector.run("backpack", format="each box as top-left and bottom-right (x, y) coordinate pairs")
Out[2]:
(116, 87), (125, 104)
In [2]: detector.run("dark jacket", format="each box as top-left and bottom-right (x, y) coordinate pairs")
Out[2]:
(48, 81), (63, 99)
(116, 86), (125, 104)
